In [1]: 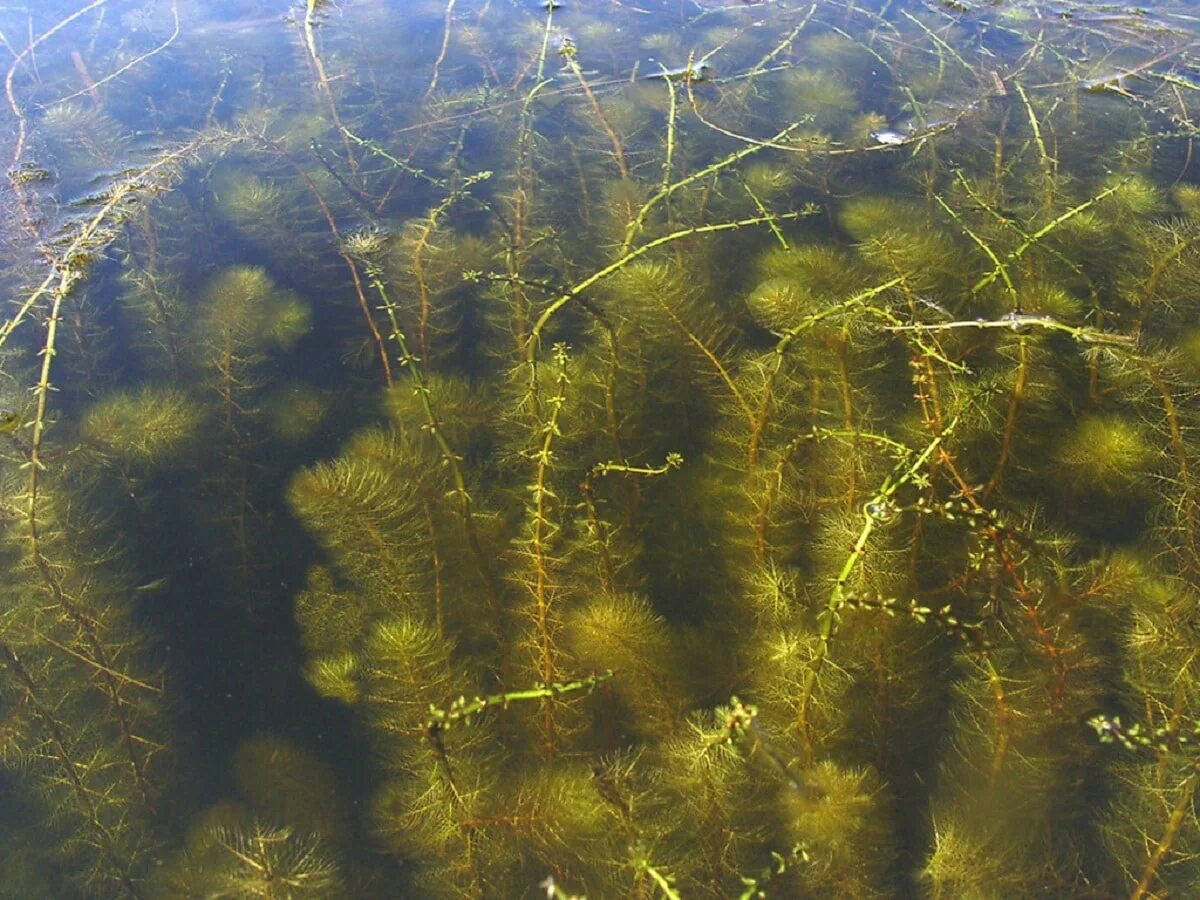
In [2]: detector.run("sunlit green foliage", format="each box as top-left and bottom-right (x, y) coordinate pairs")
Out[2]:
(10, 0), (1200, 895)
(81, 385), (204, 467)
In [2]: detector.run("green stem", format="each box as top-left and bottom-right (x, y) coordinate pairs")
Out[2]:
(796, 419), (957, 752)
(425, 670), (614, 734)
(366, 266), (504, 618)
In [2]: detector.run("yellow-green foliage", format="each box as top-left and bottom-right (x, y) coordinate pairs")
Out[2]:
(750, 629), (855, 746)
(232, 734), (347, 838)
(293, 566), (366, 659)
(781, 761), (894, 896)
(594, 90), (655, 140)
(1051, 413), (1156, 497)
(652, 706), (773, 892)
(1175, 182), (1200, 220)
(155, 809), (342, 899)
(382, 225), (495, 365)
(213, 169), (285, 228)
(562, 593), (685, 735)
(264, 301), (312, 351)
(1121, 567), (1200, 712)
(40, 101), (128, 170)
(592, 177), (646, 247)
(745, 277), (820, 331)
(18, 4), (1200, 898)
(605, 258), (735, 369)
(371, 752), (502, 896)
(148, 801), (249, 897)
(306, 652), (360, 705)
(1081, 559), (1200, 894)
(1098, 173), (1165, 222)
(783, 244), (873, 298)
(778, 68), (859, 133)
(262, 383), (330, 443)
(740, 161), (796, 205)
(745, 244), (874, 337)
(839, 196), (929, 243)
(1101, 758), (1200, 894)
(842, 197), (974, 297)
(496, 763), (614, 887)
(918, 819), (1031, 899)
(193, 266), (312, 363)
(360, 616), (456, 741)
(805, 33), (878, 85)
(384, 374), (494, 452)
(118, 262), (188, 375)
(0, 470), (168, 895)
(287, 429), (436, 598)
(640, 31), (682, 55)
(1121, 217), (1200, 317)
(81, 386), (204, 468)
(1019, 280), (1084, 320)
(208, 166), (323, 272)
(922, 635), (1105, 895)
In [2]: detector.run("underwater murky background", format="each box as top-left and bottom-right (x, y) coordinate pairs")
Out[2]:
(5, 0), (1200, 896)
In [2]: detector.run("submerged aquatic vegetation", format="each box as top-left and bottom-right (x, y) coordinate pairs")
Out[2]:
(80, 385), (204, 467)
(10, 0), (1200, 896)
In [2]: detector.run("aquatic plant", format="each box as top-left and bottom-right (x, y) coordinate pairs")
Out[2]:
(80, 385), (205, 468)
(232, 734), (348, 839)
(0, 480), (167, 896)
(11, 0), (1200, 895)
(261, 383), (330, 444)
(163, 815), (342, 899)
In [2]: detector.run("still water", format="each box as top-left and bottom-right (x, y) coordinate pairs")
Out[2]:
(2, 0), (1200, 895)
